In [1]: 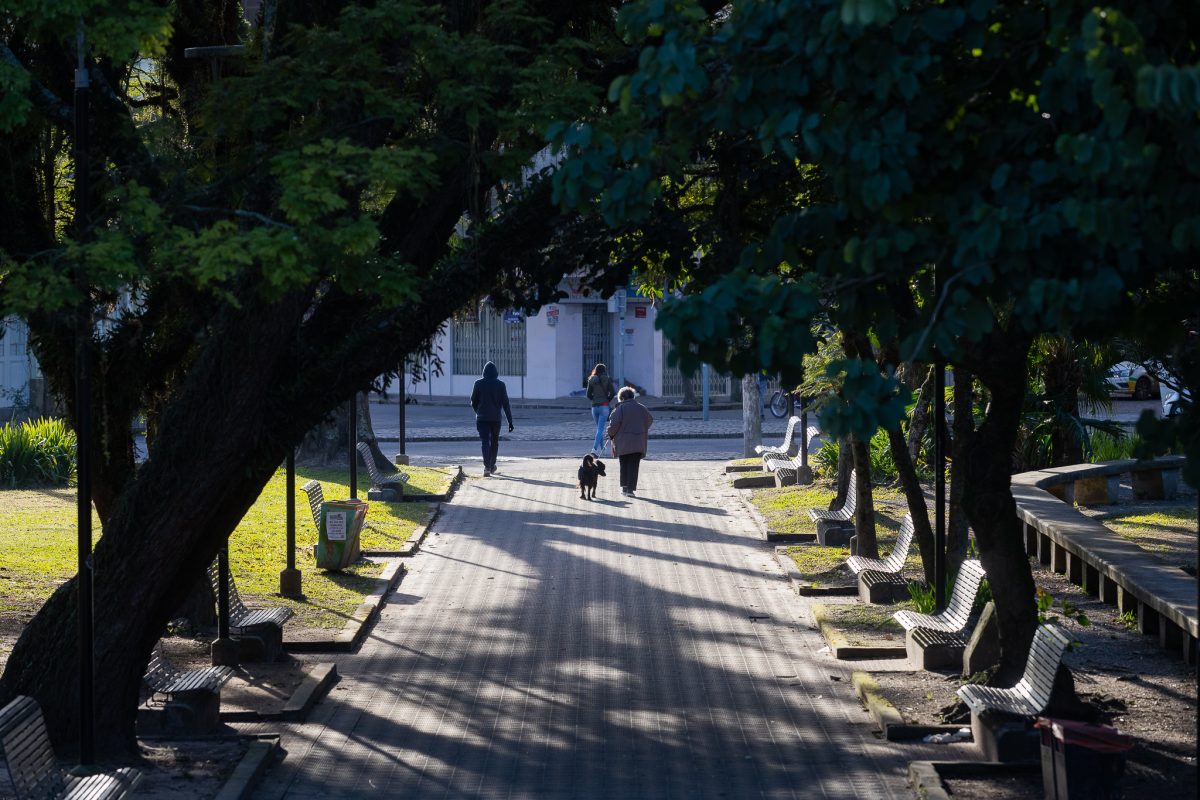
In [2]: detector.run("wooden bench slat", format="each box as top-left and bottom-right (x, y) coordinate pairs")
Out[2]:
(2, 697), (138, 800)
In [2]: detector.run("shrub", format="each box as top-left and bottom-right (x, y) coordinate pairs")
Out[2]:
(0, 417), (77, 486)
(1089, 430), (1140, 462)
(812, 429), (900, 482)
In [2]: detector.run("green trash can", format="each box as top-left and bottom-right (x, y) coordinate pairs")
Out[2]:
(315, 499), (367, 570)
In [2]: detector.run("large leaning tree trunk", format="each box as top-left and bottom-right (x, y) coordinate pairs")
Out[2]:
(959, 327), (1039, 684)
(0, 0), (627, 754)
(297, 391), (393, 471)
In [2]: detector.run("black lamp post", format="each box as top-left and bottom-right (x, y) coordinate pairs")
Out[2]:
(279, 450), (301, 597)
(73, 19), (95, 768)
(349, 396), (358, 499)
(396, 361), (409, 466)
(934, 360), (947, 611)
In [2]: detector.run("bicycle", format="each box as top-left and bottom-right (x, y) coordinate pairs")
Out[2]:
(768, 388), (810, 418)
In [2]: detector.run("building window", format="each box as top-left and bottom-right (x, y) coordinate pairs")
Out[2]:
(453, 307), (527, 376)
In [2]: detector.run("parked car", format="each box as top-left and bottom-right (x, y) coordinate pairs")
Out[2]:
(1105, 361), (1159, 400)
(1160, 381), (1190, 417)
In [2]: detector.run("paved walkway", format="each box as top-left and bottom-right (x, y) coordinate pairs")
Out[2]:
(253, 460), (917, 799)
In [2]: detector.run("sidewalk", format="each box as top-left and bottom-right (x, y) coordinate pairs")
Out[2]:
(250, 460), (919, 798)
(370, 398), (807, 443)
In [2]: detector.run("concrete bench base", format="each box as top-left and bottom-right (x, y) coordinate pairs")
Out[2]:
(235, 623), (284, 662)
(1074, 474), (1119, 506)
(1131, 467), (1180, 500)
(906, 627), (966, 671)
(972, 709), (1039, 763)
(816, 519), (854, 547)
(858, 570), (908, 604)
(368, 487), (400, 501)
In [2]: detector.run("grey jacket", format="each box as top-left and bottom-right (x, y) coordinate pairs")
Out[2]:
(605, 399), (653, 456)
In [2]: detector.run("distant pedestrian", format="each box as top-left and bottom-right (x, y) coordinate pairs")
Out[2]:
(605, 386), (653, 496)
(585, 363), (616, 455)
(470, 361), (514, 476)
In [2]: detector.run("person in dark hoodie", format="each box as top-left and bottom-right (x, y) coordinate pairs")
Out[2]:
(470, 361), (514, 476)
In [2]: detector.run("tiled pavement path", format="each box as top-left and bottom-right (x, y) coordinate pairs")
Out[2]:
(253, 460), (922, 799)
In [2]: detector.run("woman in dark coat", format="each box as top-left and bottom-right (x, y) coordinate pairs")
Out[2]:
(605, 387), (654, 496)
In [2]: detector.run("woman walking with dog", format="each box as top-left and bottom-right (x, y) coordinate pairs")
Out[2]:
(585, 363), (616, 456)
(605, 386), (653, 497)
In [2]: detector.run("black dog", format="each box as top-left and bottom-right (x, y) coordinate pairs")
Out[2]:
(578, 453), (606, 500)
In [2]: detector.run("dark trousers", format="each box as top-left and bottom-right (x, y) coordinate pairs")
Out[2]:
(477, 420), (501, 470)
(618, 452), (644, 491)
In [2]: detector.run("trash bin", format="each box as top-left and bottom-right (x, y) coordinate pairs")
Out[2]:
(315, 499), (368, 570)
(1036, 717), (1133, 800)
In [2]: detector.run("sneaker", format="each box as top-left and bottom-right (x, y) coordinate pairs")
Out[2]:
(483, 469), (492, 477)
(621, 488), (631, 496)
(627, 489), (636, 497)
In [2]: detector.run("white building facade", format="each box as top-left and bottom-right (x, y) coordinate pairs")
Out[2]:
(408, 277), (672, 400)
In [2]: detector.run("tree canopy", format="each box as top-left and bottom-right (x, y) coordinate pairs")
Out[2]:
(0, 0), (621, 749)
(551, 0), (1200, 677)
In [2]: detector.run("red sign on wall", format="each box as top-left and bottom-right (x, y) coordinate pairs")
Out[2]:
(634, 306), (647, 318)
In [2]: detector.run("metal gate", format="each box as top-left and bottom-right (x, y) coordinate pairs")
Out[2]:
(0, 317), (37, 407)
(452, 307), (527, 376)
(581, 305), (612, 387)
(661, 337), (731, 397)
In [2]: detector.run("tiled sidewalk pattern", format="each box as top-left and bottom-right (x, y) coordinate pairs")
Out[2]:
(253, 461), (909, 799)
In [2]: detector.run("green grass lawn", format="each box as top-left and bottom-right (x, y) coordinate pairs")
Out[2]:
(815, 601), (913, 646)
(752, 480), (918, 583)
(1091, 503), (1198, 567)
(0, 463), (450, 632)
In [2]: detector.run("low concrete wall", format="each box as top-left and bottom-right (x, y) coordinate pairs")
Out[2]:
(1011, 456), (1196, 663)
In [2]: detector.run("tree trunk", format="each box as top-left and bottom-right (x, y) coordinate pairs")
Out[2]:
(961, 331), (1039, 685)
(907, 365), (935, 464)
(680, 366), (697, 405)
(833, 437), (852, 507)
(887, 425), (934, 583)
(741, 374), (761, 458)
(949, 366), (974, 573)
(355, 391), (396, 473)
(850, 435), (878, 559)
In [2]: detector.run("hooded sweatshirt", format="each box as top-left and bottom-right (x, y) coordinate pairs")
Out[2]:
(470, 361), (513, 425)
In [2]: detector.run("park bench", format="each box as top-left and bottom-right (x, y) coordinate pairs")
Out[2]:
(142, 643), (234, 733)
(0, 695), (142, 799)
(957, 623), (1073, 761)
(807, 469), (856, 546)
(847, 514), (914, 575)
(808, 469), (856, 522)
(754, 415), (802, 461)
(957, 622), (1070, 716)
(207, 559), (293, 661)
(762, 426), (819, 485)
(850, 514), (916, 604)
(355, 441), (409, 501)
(893, 559), (987, 669)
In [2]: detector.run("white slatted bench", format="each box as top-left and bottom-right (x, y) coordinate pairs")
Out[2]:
(808, 469), (857, 522)
(762, 426), (820, 485)
(755, 415), (802, 461)
(356, 442), (408, 500)
(0, 696), (142, 799)
(958, 624), (1071, 717)
(894, 559), (987, 669)
(848, 514), (914, 575)
(207, 559), (292, 661)
(894, 559), (987, 635)
(207, 560), (293, 631)
(145, 643), (234, 696)
(958, 624), (1073, 760)
(143, 644), (234, 732)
